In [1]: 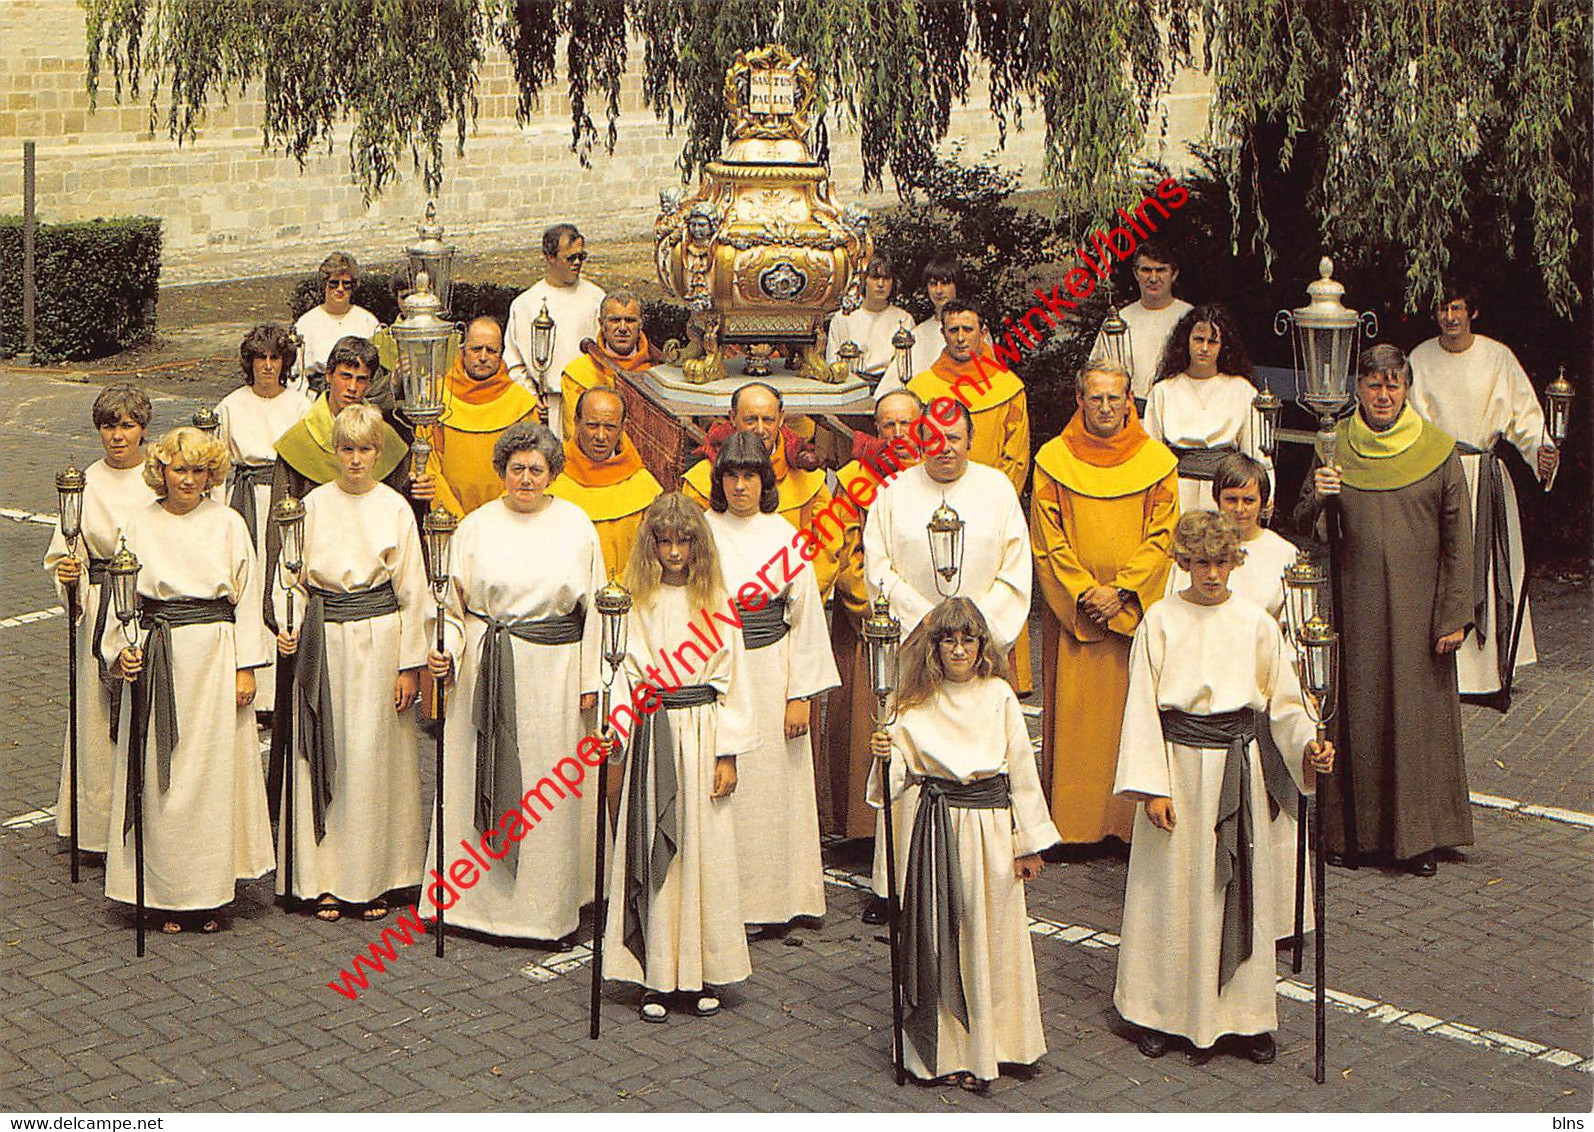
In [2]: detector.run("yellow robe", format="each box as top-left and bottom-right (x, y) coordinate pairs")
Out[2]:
(547, 435), (664, 580)
(423, 376), (540, 518)
(682, 435), (840, 601)
(1030, 432), (1178, 843)
(558, 337), (656, 441)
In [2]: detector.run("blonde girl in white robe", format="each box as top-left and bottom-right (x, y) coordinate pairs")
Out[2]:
(218, 324), (313, 714)
(105, 427), (274, 933)
(601, 493), (755, 1021)
(1166, 454), (1310, 943)
(274, 404), (429, 921)
(425, 422), (605, 943)
(1114, 512), (1333, 1062)
(1144, 304), (1273, 514)
(45, 384), (157, 857)
(704, 431), (839, 929)
(868, 597), (1059, 1090)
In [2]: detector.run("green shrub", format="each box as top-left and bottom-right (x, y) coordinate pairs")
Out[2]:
(288, 274), (519, 330)
(0, 215), (162, 361)
(641, 299), (690, 349)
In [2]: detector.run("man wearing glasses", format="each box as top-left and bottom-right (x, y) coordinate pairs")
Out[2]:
(292, 251), (383, 393)
(504, 223), (607, 439)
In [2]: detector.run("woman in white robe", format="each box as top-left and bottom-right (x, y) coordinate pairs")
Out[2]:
(1166, 454), (1310, 943)
(104, 427), (274, 932)
(704, 432), (839, 928)
(869, 597), (1059, 1089)
(425, 422), (605, 943)
(44, 384), (157, 856)
(218, 324), (313, 714)
(1144, 304), (1272, 514)
(1113, 512), (1332, 1061)
(274, 404), (428, 920)
(601, 493), (754, 1020)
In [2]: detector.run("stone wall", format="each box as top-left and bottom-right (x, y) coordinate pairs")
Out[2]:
(0, 0), (1214, 284)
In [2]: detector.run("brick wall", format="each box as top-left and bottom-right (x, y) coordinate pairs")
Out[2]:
(0, 0), (1213, 284)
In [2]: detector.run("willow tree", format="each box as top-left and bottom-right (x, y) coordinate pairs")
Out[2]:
(83, 0), (1588, 314)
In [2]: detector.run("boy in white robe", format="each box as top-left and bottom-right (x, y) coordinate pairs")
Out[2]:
(601, 494), (755, 1021)
(870, 598), (1059, 1090)
(1114, 511), (1333, 1062)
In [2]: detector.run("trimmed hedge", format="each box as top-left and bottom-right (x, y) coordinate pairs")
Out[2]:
(0, 216), (162, 361)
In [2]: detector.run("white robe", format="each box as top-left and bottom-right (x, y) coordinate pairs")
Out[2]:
(1169, 527), (1313, 940)
(870, 676), (1060, 1081)
(277, 482), (430, 903)
(425, 497), (605, 940)
(1092, 299), (1193, 401)
(503, 278), (607, 429)
(827, 303), (915, 392)
(601, 584), (756, 991)
(292, 305), (382, 389)
(1112, 594), (1316, 1048)
(1410, 334), (1543, 693)
(102, 499), (274, 911)
(1144, 374), (1273, 514)
(43, 459), (156, 852)
(907, 315), (946, 382)
(706, 509), (840, 924)
(862, 461), (1033, 895)
(218, 384), (313, 703)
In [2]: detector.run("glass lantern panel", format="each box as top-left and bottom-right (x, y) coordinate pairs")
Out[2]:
(1300, 326), (1353, 408)
(410, 254), (454, 315)
(869, 642), (895, 698)
(398, 338), (452, 406)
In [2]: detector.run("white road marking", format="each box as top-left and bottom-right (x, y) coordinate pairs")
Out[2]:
(0, 605), (65, 628)
(1, 507), (58, 526)
(3, 807), (56, 830)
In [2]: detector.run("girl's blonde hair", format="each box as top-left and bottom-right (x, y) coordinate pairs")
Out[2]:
(1173, 510), (1246, 566)
(143, 426), (230, 497)
(624, 493), (726, 611)
(331, 402), (386, 451)
(894, 597), (1009, 712)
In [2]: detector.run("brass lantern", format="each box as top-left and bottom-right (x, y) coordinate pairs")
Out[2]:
(530, 300), (557, 396)
(1251, 380), (1284, 460)
(1282, 550), (1331, 644)
(191, 407), (221, 438)
(1294, 611), (1341, 736)
(1096, 304), (1134, 372)
(391, 272), (454, 471)
(837, 340), (864, 384)
(272, 497), (307, 587)
(1545, 366), (1574, 447)
(405, 201), (458, 318)
(862, 595), (903, 728)
(1275, 256), (1378, 465)
(927, 499), (966, 597)
(107, 537), (141, 647)
(594, 581), (633, 676)
(421, 507), (459, 596)
(56, 462), (86, 552)
(891, 322), (915, 389)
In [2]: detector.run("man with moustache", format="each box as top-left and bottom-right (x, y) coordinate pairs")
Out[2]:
(555, 292), (660, 441)
(1030, 359), (1178, 850)
(547, 387), (664, 580)
(1293, 344), (1474, 877)
(411, 317), (540, 518)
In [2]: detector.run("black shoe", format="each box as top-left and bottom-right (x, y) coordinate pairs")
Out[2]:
(1324, 852), (1359, 870)
(1405, 851), (1437, 877)
(1135, 1027), (1171, 1058)
(861, 896), (888, 925)
(1245, 1033), (1277, 1064)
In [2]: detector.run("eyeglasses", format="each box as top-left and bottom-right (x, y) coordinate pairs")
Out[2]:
(326, 278), (355, 291)
(563, 252), (589, 266)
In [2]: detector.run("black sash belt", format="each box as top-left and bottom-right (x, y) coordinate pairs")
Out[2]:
(84, 557), (124, 738)
(621, 683), (716, 966)
(1454, 441), (1513, 678)
(122, 597), (236, 836)
(228, 462), (276, 544)
(469, 603), (585, 874)
(1170, 444), (1238, 481)
(1158, 707), (1268, 992)
(902, 774), (1011, 1068)
(740, 596), (789, 650)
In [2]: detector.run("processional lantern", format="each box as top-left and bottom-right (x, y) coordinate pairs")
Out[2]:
(1251, 381), (1284, 460)
(405, 201), (457, 318)
(1096, 304), (1134, 372)
(595, 581), (633, 675)
(1282, 550), (1331, 642)
(837, 340), (864, 384)
(272, 497), (307, 586)
(391, 271), (454, 472)
(891, 322), (915, 389)
(927, 500), (966, 597)
(421, 507), (459, 595)
(530, 300), (557, 395)
(1275, 256), (1378, 465)
(862, 595), (902, 727)
(1545, 366), (1574, 448)
(191, 407), (221, 438)
(56, 462), (85, 552)
(1294, 612), (1340, 741)
(107, 537), (141, 646)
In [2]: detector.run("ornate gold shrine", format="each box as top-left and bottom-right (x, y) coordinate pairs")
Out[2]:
(654, 45), (873, 356)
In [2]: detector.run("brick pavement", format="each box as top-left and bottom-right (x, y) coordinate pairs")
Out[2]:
(2, 368), (1591, 1112)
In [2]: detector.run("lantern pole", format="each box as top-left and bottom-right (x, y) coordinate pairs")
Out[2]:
(108, 539), (145, 956)
(422, 507), (458, 957)
(1290, 612), (1339, 1086)
(862, 596), (906, 1086)
(1281, 551), (1329, 976)
(269, 497), (306, 911)
(56, 463), (86, 883)
(589, 581), (632, 1039)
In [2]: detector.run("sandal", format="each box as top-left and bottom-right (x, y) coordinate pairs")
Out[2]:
(197, 917), (220, 934)
(957, 1074), (990, 1095)
(161, 919), (184, 934)
(691, 993), (721, 1017)
(361, 901), (389, 921)
(639, 993), (669, 1023)
(314, 896), (341, 922)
